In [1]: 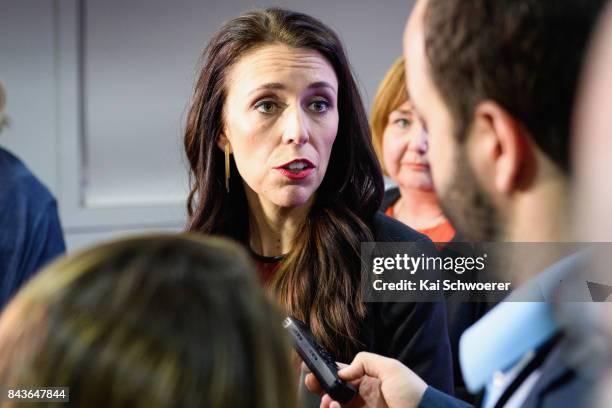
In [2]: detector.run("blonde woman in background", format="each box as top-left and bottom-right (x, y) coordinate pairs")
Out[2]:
(371, 58), (455, 243)
(0, 234), (297, 407)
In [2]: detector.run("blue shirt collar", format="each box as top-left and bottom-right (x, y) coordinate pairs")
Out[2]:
(458, 252), (585, 393)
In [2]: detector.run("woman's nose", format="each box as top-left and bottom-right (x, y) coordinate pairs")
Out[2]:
(408, 127), (428, 154)
(281, 107), (310, 145)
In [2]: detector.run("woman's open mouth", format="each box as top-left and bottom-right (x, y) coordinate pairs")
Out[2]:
(274, 159), (316, 180)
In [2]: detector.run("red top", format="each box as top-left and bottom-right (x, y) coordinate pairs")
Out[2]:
(385, 205), (455, 243)
(254, 259), (282, 284)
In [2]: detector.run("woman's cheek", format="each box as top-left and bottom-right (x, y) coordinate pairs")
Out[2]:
(232, 146), (264, 191)
(315, 120), (339, 173)
(382, 135), (402, 178)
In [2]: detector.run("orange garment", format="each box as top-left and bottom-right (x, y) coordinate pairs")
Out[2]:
(385, 205), (455, 243)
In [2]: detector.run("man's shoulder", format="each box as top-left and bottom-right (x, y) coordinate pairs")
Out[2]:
(0, 147), (57, 208)
(371, 211), (430, 243)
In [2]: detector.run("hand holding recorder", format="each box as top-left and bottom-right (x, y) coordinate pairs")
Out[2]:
(302, 349), (428, 408)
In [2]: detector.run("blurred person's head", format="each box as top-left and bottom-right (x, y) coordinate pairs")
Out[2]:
(574, 3), (612, 243)
(0, 234), (296, 407)
(371, 58), (433, 192)
(404, 0), (605, 242)
(573, 5), (612, 406)
(0, 82), (7, 133)
(184, 8), (383, 358)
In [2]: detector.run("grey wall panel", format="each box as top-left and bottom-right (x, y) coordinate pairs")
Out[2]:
(81, 0), (415, 208)
(0, 0), (58, 194)
(1, 0), (415, 250)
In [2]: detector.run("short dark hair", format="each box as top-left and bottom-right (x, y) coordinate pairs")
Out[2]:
(424, 0), (606, 173)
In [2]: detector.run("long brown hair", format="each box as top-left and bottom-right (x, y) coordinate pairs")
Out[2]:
(184, 8), (384, 359)
(0, 234), (296, 408)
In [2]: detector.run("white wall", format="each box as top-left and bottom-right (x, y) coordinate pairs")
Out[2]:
(0, 0), (414, 252)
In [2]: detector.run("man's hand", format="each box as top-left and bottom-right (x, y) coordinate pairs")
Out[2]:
(303, 352), (428, 408)
(303, 361), (386, 408)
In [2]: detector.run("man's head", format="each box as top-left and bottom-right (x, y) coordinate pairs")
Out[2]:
(404, 0), (605, 241)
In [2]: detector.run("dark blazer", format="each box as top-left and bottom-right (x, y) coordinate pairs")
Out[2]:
(358, 212), (454, 395)
(418, 337), (593, 408)
(440, 242), (492, 404)
(520, 340), (593, 408)
(419, 386), (473, 408)
(381, 189), (481, 398)
(381, 186), (401, 211)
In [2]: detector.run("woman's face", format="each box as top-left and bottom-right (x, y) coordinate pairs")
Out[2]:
(220, 44), (339, 209)
(382, 100), (434, 191)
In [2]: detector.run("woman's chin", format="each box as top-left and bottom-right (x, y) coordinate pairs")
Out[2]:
(271, 187), (316, 209)
(398, 177), (435, 193)
(399, 184), (436, 195)
(275, 197), (312, 209)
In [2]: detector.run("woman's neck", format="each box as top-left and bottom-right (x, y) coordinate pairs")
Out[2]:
(246, 191), (313, 257)
(394, 187), (447, 230)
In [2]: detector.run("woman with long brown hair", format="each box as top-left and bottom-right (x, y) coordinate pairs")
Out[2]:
(184, 8), (453, 393)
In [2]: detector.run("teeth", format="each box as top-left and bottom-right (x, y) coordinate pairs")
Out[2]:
(287, 162), (307, 170)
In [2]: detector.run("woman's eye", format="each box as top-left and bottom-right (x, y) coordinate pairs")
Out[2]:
(255, 101), (278, 114)
(394, 118), (411, 128)
(308, 100), (330, 113)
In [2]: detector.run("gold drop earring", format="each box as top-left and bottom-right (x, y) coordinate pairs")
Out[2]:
(224, 142), (231, 193)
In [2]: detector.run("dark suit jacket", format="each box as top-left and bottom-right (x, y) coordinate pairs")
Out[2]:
(381, 189), (479, 398)
(359, 212), (454, 395)
(520, 340), (593, 408)
(418, 337), (593, 408)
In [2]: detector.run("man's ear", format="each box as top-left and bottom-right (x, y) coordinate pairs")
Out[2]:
(216, 133), (230, 152)
(472, 101), (532, 195)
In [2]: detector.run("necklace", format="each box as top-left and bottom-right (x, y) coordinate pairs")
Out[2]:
(248, 247), (286, 263)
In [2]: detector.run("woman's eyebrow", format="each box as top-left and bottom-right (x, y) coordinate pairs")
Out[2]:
(392, 109), (412, 115)
(307, 81), (337, 93)
(248, 81), (337, 96)
(249, 82), (285, 96)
